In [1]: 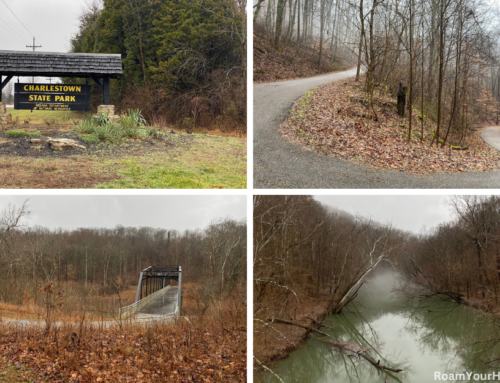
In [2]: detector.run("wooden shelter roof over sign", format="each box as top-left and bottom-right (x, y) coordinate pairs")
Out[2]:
(0, 50), (123, 77)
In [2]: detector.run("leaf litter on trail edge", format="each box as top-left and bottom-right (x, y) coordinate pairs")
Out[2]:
(280, 77), (500, 174)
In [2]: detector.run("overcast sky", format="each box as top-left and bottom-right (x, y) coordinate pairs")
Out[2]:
(0, 195), (246, 232)
(0, 0), (87, 86)
(0, 0), (83, 52)
(314, 195), (455, 234)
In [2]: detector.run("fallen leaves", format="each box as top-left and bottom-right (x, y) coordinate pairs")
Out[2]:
(280, 77), (500, 174)
(0, 321), (246, 383)
(253, 34), (348, 83)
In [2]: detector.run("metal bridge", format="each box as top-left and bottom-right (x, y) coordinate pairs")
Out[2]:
(119, 266), (182, 321)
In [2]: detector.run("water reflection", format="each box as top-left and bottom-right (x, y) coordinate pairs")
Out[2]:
(258, 270), (500, 383)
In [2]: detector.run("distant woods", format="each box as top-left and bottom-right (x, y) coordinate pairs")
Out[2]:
(255, 195), (500, 320)
(0, 203), (246, 307)
(255, 0), (500, 146)
(70, 0), (246, 130)
(358, 0), (500, 146)
(253, 196), (403, 318)
(400, 196), (500, 309)
(254, 0), (358, 69)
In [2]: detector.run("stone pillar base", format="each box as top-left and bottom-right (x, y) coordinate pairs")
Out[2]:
(0, 103), (12, 127)
(94, 105), (120, 122)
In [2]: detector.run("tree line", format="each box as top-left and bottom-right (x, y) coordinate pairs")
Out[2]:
(255, 195), (500, 313)
(69, 0), (246, 130)
(254, 0), (358, 67)
(253, 195), (404, 321)
(355, 0), (500, 145)
(399, 195), (500, 308)
(255, 0), (500, 147)
(0, 202), (246, 306)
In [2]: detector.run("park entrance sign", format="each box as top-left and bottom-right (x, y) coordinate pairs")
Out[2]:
(14, 83), (91, 111)
(0, 50), (122, 110)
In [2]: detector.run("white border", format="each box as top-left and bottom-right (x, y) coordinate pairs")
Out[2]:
(247, 3), (254, 382)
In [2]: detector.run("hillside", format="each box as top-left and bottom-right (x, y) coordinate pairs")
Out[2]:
(253, 34), (351, 83)
(280, 77), (500, 174)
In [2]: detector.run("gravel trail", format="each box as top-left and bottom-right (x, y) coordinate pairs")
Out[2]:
(254, 69), (500, 189)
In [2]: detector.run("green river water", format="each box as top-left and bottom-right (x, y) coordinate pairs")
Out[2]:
(258, 270), (500, 383)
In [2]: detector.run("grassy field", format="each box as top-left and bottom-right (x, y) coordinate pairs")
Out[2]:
(98, 135), (246, 188)
(7, 109), (86, 125)
(1, 108), (246, 188)
(0, 134), (246, 189)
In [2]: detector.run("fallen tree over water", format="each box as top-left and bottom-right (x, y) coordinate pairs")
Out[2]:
(266, 317), (404, 382)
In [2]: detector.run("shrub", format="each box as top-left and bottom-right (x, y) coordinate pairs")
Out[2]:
(93, 122), (122, 142)
(78, 115), (98, 134)
(78, 116), (121, 142)
(95, 112), (111, 126)
(77, 110), (152, 144)
(127, 109), (146, 127)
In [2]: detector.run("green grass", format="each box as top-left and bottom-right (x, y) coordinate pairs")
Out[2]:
(97, 135), (246, 189)
(7, 109), (85, 124)
(5, 130), (41, 138)
(78, 133), (100, 144)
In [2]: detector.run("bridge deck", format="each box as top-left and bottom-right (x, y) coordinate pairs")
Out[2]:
(135, 286), (178, 318)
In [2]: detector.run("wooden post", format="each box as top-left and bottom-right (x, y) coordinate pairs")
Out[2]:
(103, 76), (110, 105)
(397, 83), (406, 117)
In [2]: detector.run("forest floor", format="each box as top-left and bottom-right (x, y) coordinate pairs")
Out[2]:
(253, 34), (350, 83)
(0, 123), (246, 189)
(254, 289), (332, 366)
(0, 282), (247, 382)
(0, 320), (246, 383)
(280, 77), (500, 174)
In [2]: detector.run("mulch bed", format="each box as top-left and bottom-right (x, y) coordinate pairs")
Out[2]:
(0, 128), (194, 159)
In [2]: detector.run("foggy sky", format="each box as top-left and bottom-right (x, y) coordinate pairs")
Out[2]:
(0, 195), (247, 232)
(313, 195), (455, 234)
(0, 0), (87, 85)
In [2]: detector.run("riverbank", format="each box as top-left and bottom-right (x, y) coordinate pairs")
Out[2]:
(254, 289), (334, 366)
(257, 270), (500, 383)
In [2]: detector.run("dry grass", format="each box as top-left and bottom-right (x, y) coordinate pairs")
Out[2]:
(0, 134), (246, 189)
(0, 280), (136, 322)
(0, 359), (27, 383)
(0, 156), (117, 189)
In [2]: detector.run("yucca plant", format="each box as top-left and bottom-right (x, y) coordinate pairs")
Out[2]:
(127, 109), (146, 127)
(95, 112), (111, 126)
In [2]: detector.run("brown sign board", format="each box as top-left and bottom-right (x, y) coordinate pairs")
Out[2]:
(14, 83), (91, 111)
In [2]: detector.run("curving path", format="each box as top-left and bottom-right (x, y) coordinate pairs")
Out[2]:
(0, 288), (179, 328)
(254, 69), (500, 189)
